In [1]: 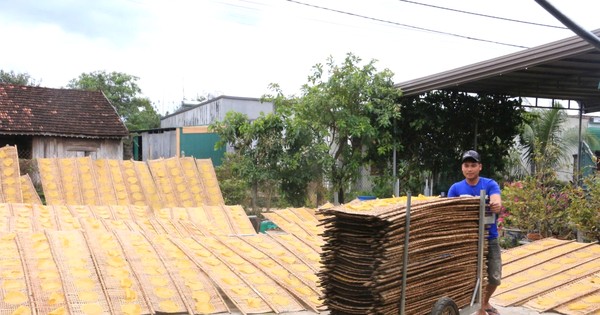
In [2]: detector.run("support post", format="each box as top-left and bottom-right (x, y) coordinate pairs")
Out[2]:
(399, 192), (411, 314)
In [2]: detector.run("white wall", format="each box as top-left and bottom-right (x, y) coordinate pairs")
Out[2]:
(161, 96), (274, 128)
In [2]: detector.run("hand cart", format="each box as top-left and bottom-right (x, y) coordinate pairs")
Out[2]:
(398, 191), (493, 315)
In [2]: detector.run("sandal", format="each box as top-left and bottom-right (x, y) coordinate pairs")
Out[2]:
(485, 307), (500, 315)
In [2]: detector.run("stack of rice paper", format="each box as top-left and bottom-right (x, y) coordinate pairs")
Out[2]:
(317, 196), (483, 314)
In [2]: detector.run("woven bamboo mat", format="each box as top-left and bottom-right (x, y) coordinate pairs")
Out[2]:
(295, 207), (321, 223)
(33, 205), (62, 232)
(263, 211), (312, 239)
(495, 245), (600, 298)
(37, 158), (66, 205)
(171, 236), (273, 315)
(121, 160), (149, 208)
(11, 216), (33, 232)
(79, 217), (110, 234)
(503, 241), (598, 278)
(67, 205), (97, 219)
(273, 208), (323, 237)
(102, 205), (127, 221)
(524, 272), (600, 313)
(84, 230), (152, 315)
(163, 207), (190, 220)
(222, 235), (322, 312)
(148, 233), (229, 314)
(88, 205), (113, 220)
(552, 290), (600, 315)
(135, 218), (168, 235)
(148, 158), (180, 208)
(113, 230), (190, 314)
(177, 206), (228, 236)
(0, 216), (9, 232)
(18, 231), (65, 315)
(199, 235), (306, 313)
(52, 205), (82, 231)
(203, 205), (235, 236)
(0, 233), (34, 315)
(133, 160), (164, 211)
(502, 238), (576, 265)
(20, 175), (42, 205)
(184, 206), (210, 225)
(164, 157), (196, 208)
(180, 157), (207, 207)
(128, 205), (153, 222)
(0, 203), (10, 216)
(93, 159), (119, 207)
(76, 157), (101, 206)
(196, 159), (224, 206)
(266, 233), (322, 272)
(152, 218), (189, 238)
(0, 146), (22, 204)
(46, 230), (113, 314)
(175, 219), (210, 237)
(58, 158), (84, 205)
(225, 205), (256, 235)
(106, 159), (131, 206)
(154, 207), (173, 221)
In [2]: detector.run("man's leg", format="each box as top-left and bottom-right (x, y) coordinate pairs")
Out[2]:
(481, 284), (498, 313)
(480, 238), (502, 314)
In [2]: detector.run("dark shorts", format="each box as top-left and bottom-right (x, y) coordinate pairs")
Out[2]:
(487, 238), (502, 286)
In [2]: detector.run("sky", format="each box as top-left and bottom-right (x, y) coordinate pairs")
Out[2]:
(1, 0), (599, 115)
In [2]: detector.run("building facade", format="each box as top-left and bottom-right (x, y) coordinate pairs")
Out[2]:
(134, 96), (274, 164)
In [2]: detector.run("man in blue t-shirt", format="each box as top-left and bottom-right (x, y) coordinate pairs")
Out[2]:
(448, 150), (502, 315)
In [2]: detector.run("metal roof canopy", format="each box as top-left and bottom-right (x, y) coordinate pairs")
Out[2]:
(396, 29), (600, 114)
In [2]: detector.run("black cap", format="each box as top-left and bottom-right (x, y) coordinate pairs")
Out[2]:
(462, 150), (480, 163)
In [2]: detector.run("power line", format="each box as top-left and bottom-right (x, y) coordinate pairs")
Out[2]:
(284, 0), (529, 48)
(397, 0), (568, 29)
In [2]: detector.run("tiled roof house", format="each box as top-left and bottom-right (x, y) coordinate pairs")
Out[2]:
(0, 84), (128, 159)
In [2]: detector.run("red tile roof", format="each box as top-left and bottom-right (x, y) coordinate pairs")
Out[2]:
(0, 84), (128, 138)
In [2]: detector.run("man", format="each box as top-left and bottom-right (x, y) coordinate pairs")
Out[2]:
(447, 150), (502, 315)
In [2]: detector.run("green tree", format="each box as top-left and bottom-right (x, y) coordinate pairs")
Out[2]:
(0, 70), (40, 86)
(263, 85), (331, 207)
(211, 106), (330, 210)
(518, 104), (568, 175)
(215, 153), (251, 207)
(211, 111), (278, 211)
(396, 91), (524, 193)
(67, 71), (160, 131)
(290, 53), (403, 203)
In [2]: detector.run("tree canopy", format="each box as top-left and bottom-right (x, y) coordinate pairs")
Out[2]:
(210, 102), (330, 209)
(0, 70), (40, 86)
(67, 71), (160, 131)
(290, 53), (403, 203)
(397, 91), (524, 193)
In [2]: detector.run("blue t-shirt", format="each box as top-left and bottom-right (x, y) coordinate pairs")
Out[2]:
(447, 177), (501, 239)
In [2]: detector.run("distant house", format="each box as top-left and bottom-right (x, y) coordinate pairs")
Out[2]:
(133, 95), (274, 164)
(0, 84), (128, 159)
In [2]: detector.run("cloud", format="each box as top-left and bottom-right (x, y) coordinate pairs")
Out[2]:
(0, 0), (150, 45)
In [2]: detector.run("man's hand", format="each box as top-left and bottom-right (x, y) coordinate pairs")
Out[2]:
(489, 201), (502, 213)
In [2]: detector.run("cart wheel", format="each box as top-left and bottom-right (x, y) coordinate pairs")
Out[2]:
(430, 297), (459, 315)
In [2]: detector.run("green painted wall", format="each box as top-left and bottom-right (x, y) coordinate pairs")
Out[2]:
(588, 127), (600, 152)
(179, 129), (225, 166)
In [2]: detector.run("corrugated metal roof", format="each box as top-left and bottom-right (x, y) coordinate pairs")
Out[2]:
(395, 29), (600, 113)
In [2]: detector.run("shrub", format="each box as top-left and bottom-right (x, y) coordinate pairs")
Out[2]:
(501, 176), (572, 238)
(566, 174), (600, 242)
